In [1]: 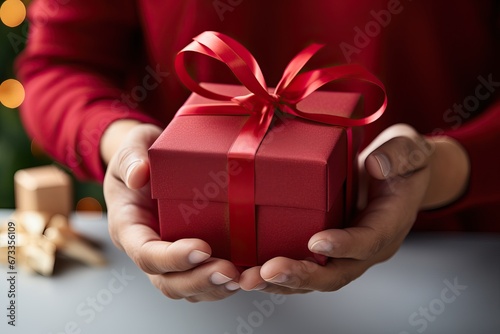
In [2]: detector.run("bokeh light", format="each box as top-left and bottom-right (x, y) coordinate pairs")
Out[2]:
(0, 0), (26, 28)
(76, 197), (103, 218)
(0, 79), (25, 108)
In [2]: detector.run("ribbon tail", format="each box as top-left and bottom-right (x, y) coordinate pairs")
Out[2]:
(345, 128), (354, 223)
(227, 105), (274, 266)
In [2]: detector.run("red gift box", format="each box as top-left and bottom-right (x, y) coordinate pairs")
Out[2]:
(149, 32), (386, 267)
(150, 83), (363, 266)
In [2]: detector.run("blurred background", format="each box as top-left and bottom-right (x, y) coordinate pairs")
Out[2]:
(0, 0), (105, 213)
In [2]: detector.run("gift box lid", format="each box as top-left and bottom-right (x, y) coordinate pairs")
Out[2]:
(149, 83), (362, 212)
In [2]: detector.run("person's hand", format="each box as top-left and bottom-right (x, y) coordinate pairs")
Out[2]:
(102, 120), (241, 302)
(238, 124), (470, 293)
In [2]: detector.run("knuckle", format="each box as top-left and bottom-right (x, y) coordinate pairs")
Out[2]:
(289, 272), (307, 289)
(212, 286), (235, 300)
(366, 231), (390, 258)
(367, 236), (385, 258)
(159, 284), (183, 300)
(324, 272), (352, 292)
(116, 147), (139, 180)
(392, 136), (430, 174)
(295, 277), (311, 290)
(132, 245), (159, 274)
(132, 252), (152, 273)
(291, 263), (315, 290)
(353, 227), (390, 261)
(117, 146), (135, 167)
(187, 278), (209, 295)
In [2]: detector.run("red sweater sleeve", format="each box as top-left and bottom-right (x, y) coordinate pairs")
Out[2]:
(16, 0), (160, 182)
(417, 102), (500, 231)
(444, 104), (500, 208)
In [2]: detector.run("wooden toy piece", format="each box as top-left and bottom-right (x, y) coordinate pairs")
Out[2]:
(0, 231), (31, 248)
(0, 217), (25, 234)
(11, 211), (50, 235)
(14, 165), (73, 218)
(0, 221), (36, 267)
(44, 225), (107, 267)
(47, 213), (70, 231)
(21, 237), (57, 276)
(0, 232), (12, 265)
(1, 208), (107, 275)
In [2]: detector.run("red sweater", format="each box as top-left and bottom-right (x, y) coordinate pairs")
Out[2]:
(17, 0), (500, 232)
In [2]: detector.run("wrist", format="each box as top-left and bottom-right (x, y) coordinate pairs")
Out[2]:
(100, 119), (143, 166)
(421, 136), (470, 209)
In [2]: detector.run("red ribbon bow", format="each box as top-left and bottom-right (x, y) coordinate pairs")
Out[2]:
(175, 31), (387, 266)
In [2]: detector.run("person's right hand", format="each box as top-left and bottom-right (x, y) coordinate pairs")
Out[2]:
(102, 121), (241, 302)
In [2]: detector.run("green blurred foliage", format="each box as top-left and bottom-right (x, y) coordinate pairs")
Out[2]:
(0, 18), (105, 210)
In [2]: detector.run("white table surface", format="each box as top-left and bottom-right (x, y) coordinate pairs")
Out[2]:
(0, 209), (499, 334)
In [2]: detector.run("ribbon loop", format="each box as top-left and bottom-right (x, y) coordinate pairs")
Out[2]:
(275, 43), (324, 94)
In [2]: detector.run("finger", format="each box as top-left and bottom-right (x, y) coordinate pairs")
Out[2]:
(114, 124), (162, 189)
(308, 218), (396, 261)
(365, 135), (433, 180)
(239, 264), (310, 294)
(309, 194), (400, 261)
(149, 258), (240, 301)
(311, 170), (429, 261)
(357, 123), (421, 168)
(259, 245), (398, 292)
(123, 159), (150, 190)
(106, 199), (215, 279)
(239, 266), (267, 291)
(115, 217), (212, 274)
(260, 257), (339, 292)
(357, 124), (424, 209)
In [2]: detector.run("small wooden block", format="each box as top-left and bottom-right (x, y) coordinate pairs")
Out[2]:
(22, 238), (57, 276)
(14, 165), (72, 218)
(0, 231), (31, 248)
(45, 226), (106, 267)
(12, 211), (50, 235)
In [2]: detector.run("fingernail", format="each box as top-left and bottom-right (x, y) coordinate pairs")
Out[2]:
(267, 273), (288, 284)
(252, 282), (267, 291)
(310, 240), (333, 254)
(373, 153), (391, 178)
(188, 250), (210, 264)
(225, 281), (240, 291)
(125, 160), (142, 187)
(210, 272), (233, 285)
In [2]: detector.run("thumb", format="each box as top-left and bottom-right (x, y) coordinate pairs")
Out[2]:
(122, 159), (150, 190)
(359, 124), (432, 180)
(365, 135), (432, 180)
(114, 124), (162, 189)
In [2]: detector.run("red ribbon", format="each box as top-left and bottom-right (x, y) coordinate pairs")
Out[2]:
(174, 31), (387, 266)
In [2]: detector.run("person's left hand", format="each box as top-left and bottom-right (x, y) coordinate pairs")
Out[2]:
(238, 124), (470, 293)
